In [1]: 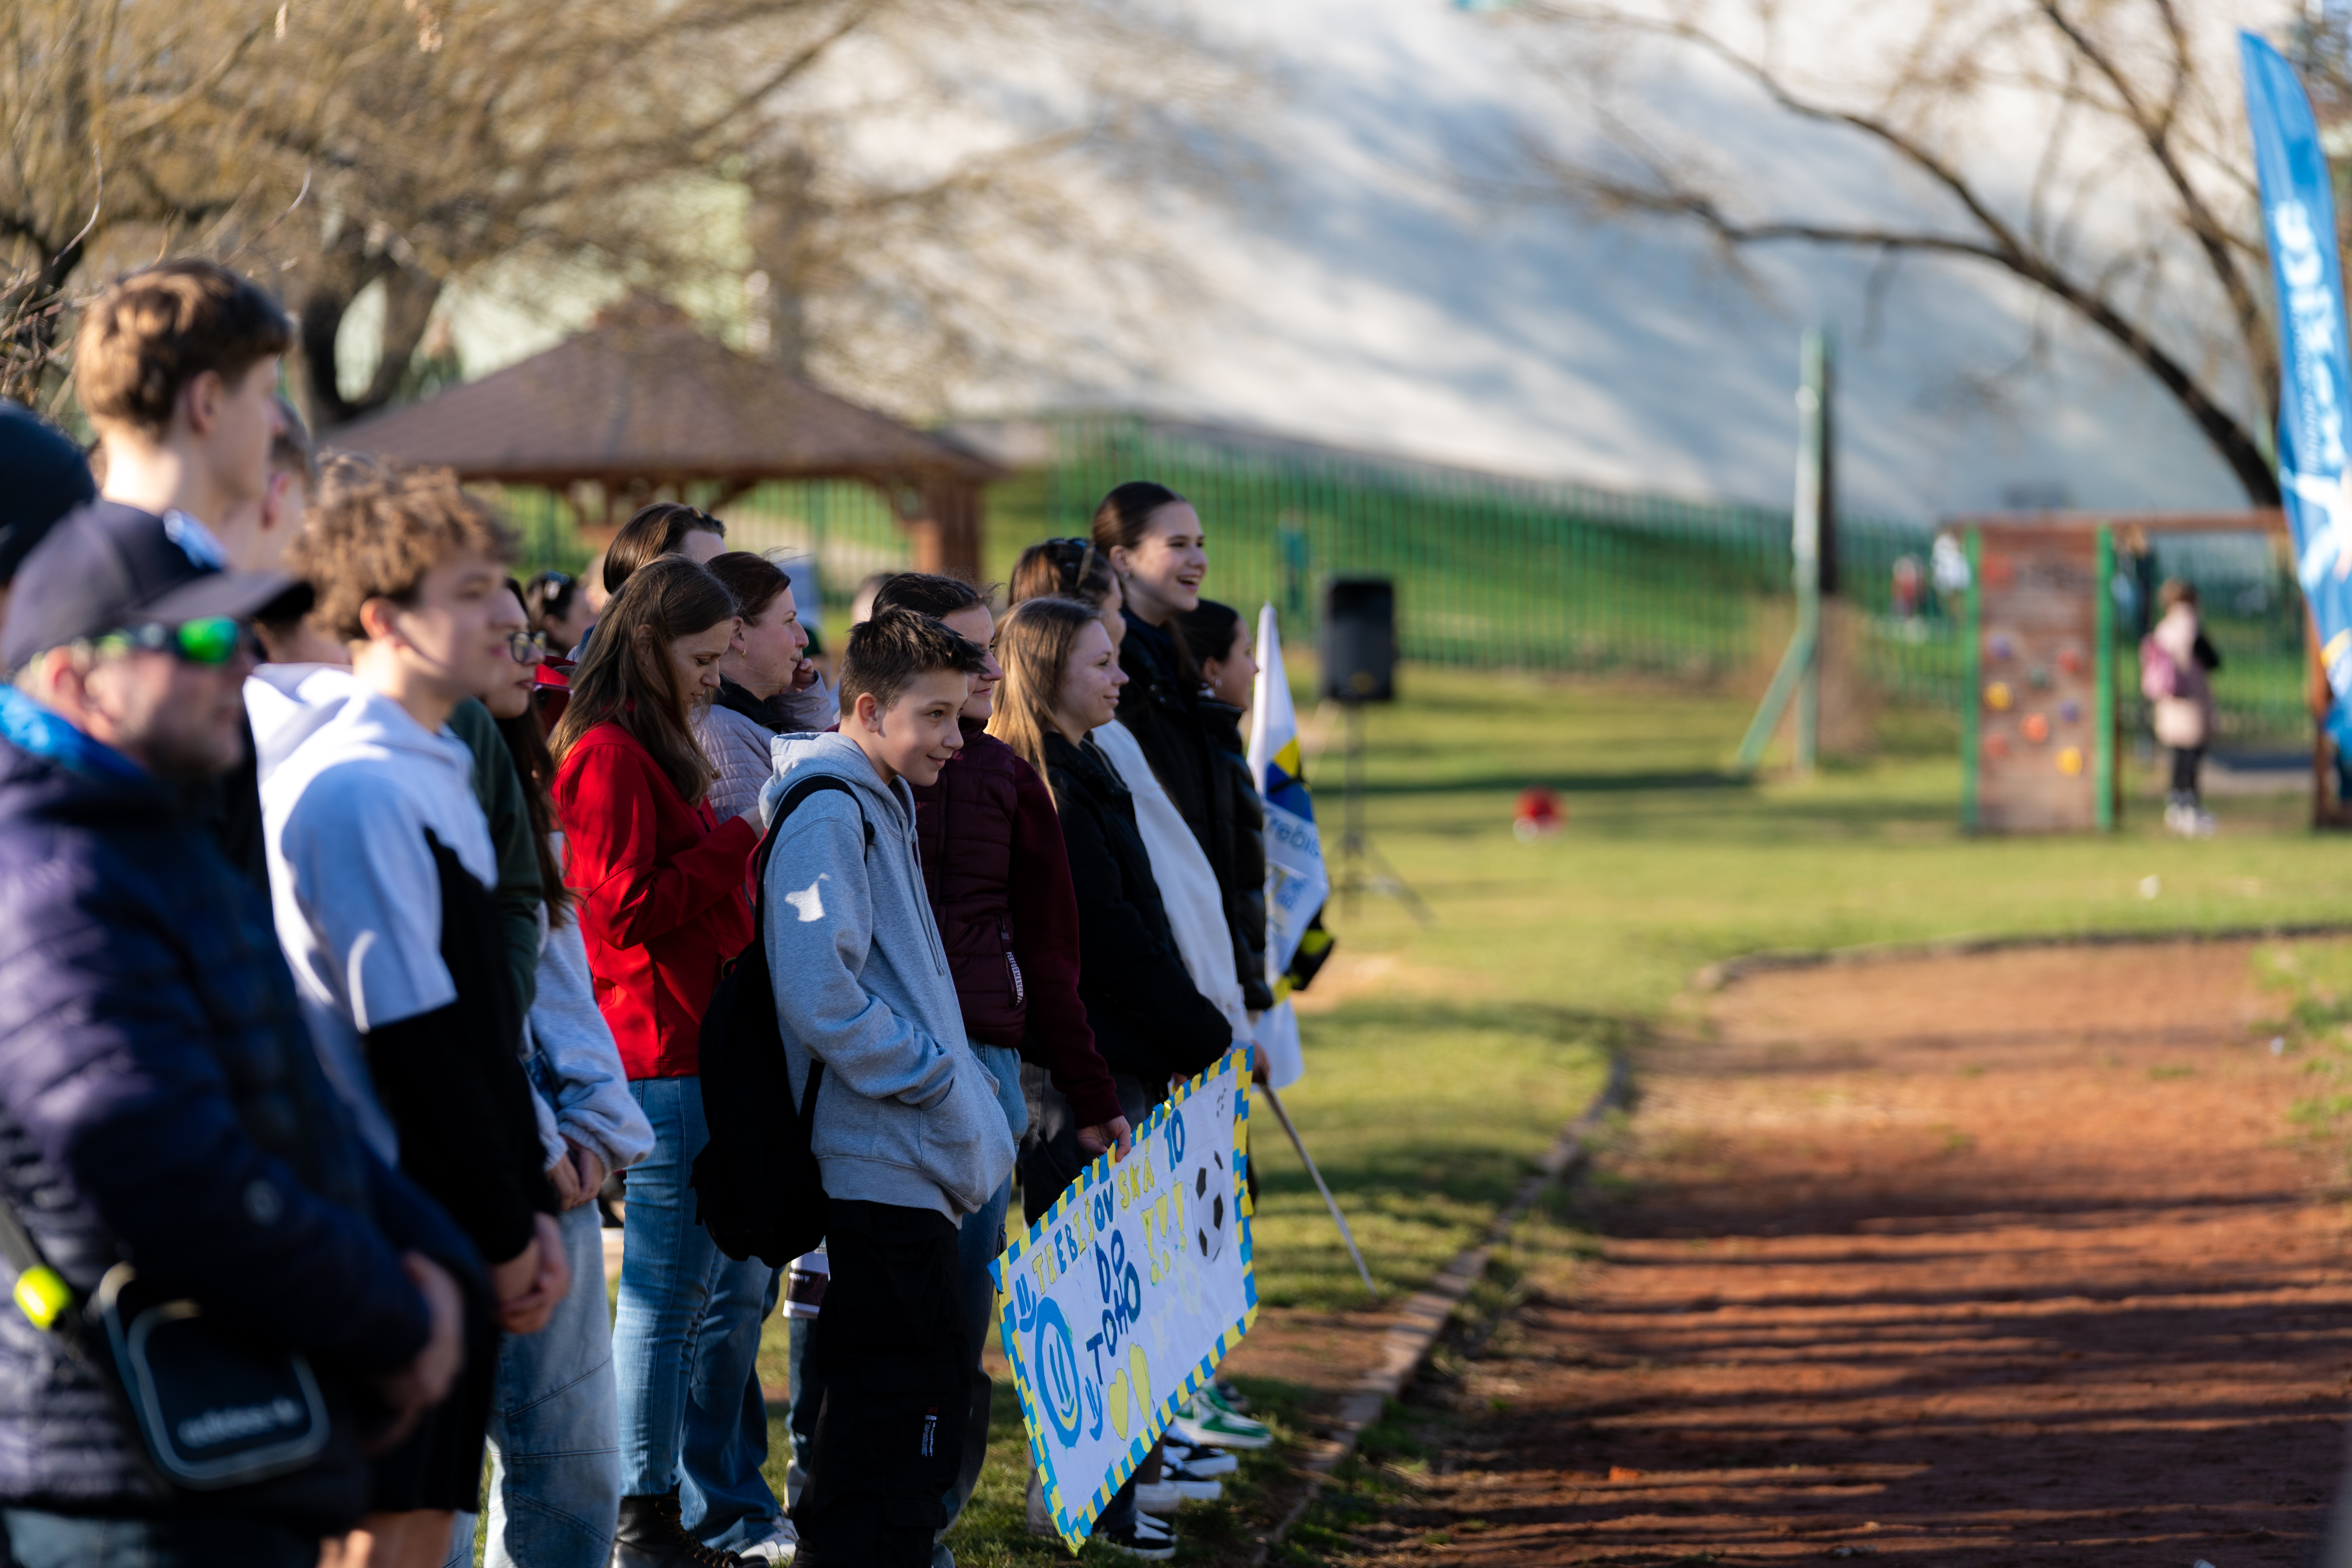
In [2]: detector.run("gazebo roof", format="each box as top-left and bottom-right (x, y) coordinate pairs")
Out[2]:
(334, 301), (1000, 491)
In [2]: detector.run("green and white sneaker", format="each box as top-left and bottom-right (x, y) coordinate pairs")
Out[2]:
(1196, 1381), (1253, 1421)
(1171, 1396), (1272, 1450)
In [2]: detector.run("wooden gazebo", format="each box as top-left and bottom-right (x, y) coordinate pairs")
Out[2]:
(335, 298), (1004, 579)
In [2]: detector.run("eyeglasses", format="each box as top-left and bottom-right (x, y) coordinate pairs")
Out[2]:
(91, 617), (248, 667)
(507, 631), (546, 666)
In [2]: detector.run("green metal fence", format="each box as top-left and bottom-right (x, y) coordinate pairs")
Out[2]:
(1021, 417), (2312, 746)
(1033, 416), (1803, 681)
(495, 415), (2310, 746)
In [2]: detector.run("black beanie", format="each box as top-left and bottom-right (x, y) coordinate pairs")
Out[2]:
(0, 400), (96, 585)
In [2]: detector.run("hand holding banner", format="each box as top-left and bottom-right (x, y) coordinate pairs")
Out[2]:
(991, 1047), (1258, 1552)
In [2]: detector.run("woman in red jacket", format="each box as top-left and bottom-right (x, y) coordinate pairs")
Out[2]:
(550, 557), (791, 1566)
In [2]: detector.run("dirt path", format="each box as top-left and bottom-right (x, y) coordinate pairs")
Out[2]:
(1327, 940), (2352, 1566)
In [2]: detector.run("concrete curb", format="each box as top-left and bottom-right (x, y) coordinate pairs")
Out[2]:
(1247, 1053), (1635, 1565)
(1690, 921), (2352, 994)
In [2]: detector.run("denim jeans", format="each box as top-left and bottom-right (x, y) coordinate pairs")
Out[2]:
(442, 1201), (622, 1568)
(613, 1075), (783, 1549)
(3, 1510), (317, 1568)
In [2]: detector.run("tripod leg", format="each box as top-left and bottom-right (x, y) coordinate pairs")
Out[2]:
(1359, 834), (1435, 927)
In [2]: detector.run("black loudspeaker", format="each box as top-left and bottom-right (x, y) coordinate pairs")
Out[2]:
(1322, 577), (1396, 704)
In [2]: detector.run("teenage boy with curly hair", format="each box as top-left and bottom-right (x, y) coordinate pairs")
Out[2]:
(252, 461), (568, 1568)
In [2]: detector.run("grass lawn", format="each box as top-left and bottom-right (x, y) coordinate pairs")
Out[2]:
(717, 661), (2351, 1565)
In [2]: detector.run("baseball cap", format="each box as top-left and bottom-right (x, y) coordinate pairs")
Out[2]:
(0, 400), (96, 585)
(2, 500), (312, 671)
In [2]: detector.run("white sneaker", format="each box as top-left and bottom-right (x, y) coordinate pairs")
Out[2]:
(1170, 1406), (1272, 1451)
(2192, 809), (2216, 838)
(1163, 1438), (1238, 1477)
(1134, 1480), (1183, 1513)
(1134, 1511), (1174, 1539)
(1095, 1519), (1176, 1561)
(736, 1518), (800, 1563)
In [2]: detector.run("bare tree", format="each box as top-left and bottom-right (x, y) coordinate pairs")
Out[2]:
(1492, 0), (2327, 505)
(1, 0), (1240, 426)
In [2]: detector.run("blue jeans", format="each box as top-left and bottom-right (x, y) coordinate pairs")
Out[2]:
(3, 1510), (316, 1568)
(443, 1202), (622, 1568)
(614, 1076), (782, 1550)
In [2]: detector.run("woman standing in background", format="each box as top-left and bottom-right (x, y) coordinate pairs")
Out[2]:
(550, 559), (793, 1568)
(695, 551), (834, 822)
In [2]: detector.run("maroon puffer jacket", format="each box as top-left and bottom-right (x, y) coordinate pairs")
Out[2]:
(911, 719), (1122, 1127)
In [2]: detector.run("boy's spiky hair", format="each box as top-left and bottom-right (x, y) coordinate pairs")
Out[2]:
(839, 606), (986, 713)
(291, 458), (517, 642)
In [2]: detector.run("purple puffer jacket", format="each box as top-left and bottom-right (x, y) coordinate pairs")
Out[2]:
(0, 708), (473, 1528)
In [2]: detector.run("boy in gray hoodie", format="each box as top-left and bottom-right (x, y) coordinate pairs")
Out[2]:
(759, 607), (1013, 1568)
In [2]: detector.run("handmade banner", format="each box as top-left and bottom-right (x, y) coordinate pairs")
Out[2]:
(2242, 33), (2352, 742)
(991, 1046), (1257, 1552)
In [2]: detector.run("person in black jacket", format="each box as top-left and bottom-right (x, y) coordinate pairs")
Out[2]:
(986, 595), (1232, 1561)
(1090, 484), (1265, 1015)
(1175, 599), (1273, 1013)
(0, 505), (470, 1568)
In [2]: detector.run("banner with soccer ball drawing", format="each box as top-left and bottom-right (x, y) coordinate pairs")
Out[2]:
(990, 1046), (1257, 1551)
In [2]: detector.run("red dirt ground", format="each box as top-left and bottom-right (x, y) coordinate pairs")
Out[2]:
(1326, 941), (2352, 1566)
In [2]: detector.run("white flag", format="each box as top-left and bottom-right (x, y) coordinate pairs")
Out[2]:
(1246, 605), (1326, 1090)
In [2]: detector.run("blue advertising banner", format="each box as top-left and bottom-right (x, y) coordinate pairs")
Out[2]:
(990, 1047), (1257, 1552)
(2242, 32), (2352, 739)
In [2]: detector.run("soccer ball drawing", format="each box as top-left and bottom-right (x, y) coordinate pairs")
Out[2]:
(1193, 1151), (1229, 1263)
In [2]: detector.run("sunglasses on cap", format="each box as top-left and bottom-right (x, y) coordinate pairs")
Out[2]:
(89, 617), (250, 666)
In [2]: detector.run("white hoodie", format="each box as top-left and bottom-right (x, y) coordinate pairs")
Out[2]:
(248, 666), (499, 1163)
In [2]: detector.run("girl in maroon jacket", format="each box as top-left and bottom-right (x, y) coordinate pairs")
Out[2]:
(550, 558), (791, 1567)
(864, 573), (1130, 1541)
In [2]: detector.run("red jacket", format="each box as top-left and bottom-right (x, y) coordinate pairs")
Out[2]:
(553, 721), (757, 1079)
(911, 721), (1122, 1128)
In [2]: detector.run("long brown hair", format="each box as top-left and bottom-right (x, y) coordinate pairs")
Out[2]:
(986, 596), (1104, 805)
(603, 501), (726, 595)
(552, 556), (737, 805)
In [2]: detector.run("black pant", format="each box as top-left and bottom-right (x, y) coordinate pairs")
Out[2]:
(794, 1200), (967, 1568)
(2171, 744), (2204, 802)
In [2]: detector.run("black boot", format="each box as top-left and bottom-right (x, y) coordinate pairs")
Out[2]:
(612, 1490), (748, 1568)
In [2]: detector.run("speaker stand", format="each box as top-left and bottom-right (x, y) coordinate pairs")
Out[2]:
(1337, 703), (1434, 926)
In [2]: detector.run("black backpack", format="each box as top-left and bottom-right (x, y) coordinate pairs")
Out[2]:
(690, 774), (871, 1268)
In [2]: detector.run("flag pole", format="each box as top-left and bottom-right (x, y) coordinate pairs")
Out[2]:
(1260, 1083), (1376, 1298)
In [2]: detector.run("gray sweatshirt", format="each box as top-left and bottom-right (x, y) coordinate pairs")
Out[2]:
(758, 731), (1016, 1222)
